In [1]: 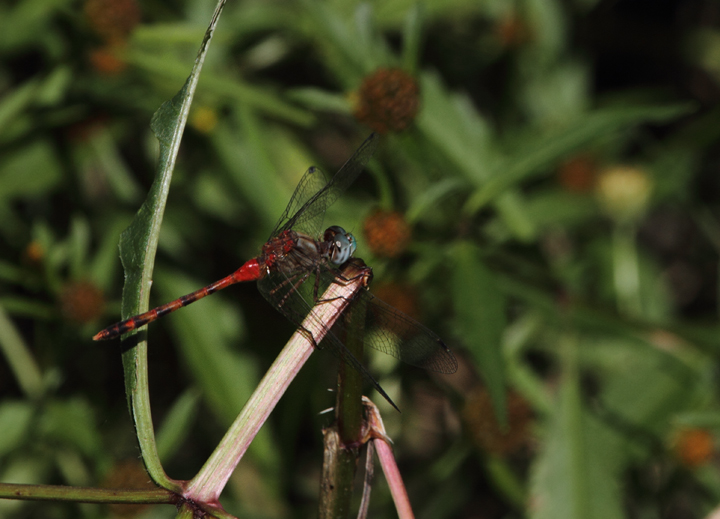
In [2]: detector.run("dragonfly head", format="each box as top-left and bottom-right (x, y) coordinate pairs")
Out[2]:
(324, 226), (357, 265)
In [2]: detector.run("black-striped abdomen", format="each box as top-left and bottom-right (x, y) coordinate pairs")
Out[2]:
(93, 257), (263, 341)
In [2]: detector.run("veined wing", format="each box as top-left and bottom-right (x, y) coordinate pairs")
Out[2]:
(268, 133), (379, 239)
(256, 256), (399, 410)
(362, 294), (458, 374)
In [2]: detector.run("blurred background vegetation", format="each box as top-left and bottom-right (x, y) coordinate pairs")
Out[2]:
(2, 0), (720, 517)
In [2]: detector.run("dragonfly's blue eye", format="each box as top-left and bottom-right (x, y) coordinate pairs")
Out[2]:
(330, 230), (356, 265)
(325, 225), (346, 237)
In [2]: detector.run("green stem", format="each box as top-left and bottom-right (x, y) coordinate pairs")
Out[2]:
(336, 282), (367, 442)
(186, 260), (371, 504)
(318, 259), (370, 519)
(318, 427), (358, 519)
(612, 223), (641, 316)
(0, 483), (174, 504)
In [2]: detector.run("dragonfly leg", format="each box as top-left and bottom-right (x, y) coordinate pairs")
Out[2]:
(310, 267), (352, 307)
(296, 322), (322, 350)
(314, 264), (370, 306)
(268, 271), (311, 309)
(329, 261), (371, 285)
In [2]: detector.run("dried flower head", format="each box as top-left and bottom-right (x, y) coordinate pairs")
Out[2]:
(372, 282), (420, 321)
(557, 154), (597, 193)
(59, 281), (106, 324)
(66, 115), (109, 143)
(672, 428), (714, 467)
(354, 68), (420, 134)
(89, 45), (127, 75)
(495, 13), (531, 48)
(370, 282), (423, 339)
(84, 0), (140, 43)
(23, 241), (45, 266)
(362, 209), (412, 258)
(463, 388), (533, 457)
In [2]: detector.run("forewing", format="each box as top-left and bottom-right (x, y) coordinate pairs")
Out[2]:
(270, 133), (380, 238)
(269, 166), (330, 239)
(309, 133), (379, 212)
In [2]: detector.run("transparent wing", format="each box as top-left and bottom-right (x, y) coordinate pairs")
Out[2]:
(257, 256), (457, 409)
(256, 258), (398, 409)
(268, 166), (330, 239)
(269, 133), (380, 239)
(362, 294), (458, 374)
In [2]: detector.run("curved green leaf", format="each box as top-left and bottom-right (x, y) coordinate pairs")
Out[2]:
(117, 0), (228, 492)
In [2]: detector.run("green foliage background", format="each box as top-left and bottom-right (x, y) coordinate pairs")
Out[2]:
(2, 0), (720, 518)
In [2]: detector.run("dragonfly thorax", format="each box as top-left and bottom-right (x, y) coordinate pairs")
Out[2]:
(324, 226), (356, 265)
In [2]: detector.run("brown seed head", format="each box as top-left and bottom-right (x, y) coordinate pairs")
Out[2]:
(362, 209), (412, 258)
(85, 0), (140, 43)
(372, 282), (420, 321)
(23, 241), (45, 266)
(354, 68), (420, 134)
(371, 282), (423, 339)
(495, 13), (531, 48)
(463, 388), (533, 457)
(557, 154), (597, 193)
(59, 281), (106, 324)
(89, 45), (127, 76)
(673, 428), (714, 467)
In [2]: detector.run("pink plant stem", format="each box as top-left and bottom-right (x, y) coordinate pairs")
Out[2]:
(375, 440), (415, 519)
(185, 262), (371, 505)
(364, 398), (415, 519)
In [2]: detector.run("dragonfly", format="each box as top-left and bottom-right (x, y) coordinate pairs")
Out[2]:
(94, 133), (458, 408)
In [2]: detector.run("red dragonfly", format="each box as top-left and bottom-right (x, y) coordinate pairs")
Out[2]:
(94, 133), (457, 407)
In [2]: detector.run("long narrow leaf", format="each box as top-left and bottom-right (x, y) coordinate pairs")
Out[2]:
(116, 0), (228, 492)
